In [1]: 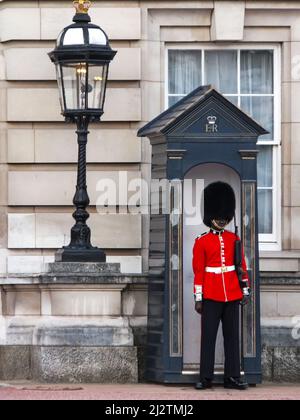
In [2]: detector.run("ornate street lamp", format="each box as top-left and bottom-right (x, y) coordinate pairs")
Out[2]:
(49, 0), (116, 262)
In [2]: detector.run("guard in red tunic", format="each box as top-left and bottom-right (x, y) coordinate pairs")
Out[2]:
(193, 182), (251, 390)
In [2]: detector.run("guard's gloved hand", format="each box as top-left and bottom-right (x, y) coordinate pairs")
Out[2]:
(195, 301), (203, 314)
(240, 288), (252, 306)
(240, 295), (251, 306)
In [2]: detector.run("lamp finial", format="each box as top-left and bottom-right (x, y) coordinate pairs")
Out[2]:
(73, 0), (91, 14)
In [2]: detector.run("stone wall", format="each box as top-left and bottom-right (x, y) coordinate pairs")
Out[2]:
(2, 1), (300, 279)
(0, 0), (150, 276)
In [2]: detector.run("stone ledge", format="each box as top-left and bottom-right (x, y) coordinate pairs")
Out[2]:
(1, 325), (134, 347)
(39, 274), (149, 285)
(260, 274), (300, 286)
(41, 326), (135, 347)
(260, 251), (300, 259)
(260, 258), (299, 273)
(262, 324), (300, 347)
(0, 346), (138, 383)
(46, 262), (121, 274)
(0, 274), (149, 286)
(0, 319), (135, 347)
(6, 255), (143, 276)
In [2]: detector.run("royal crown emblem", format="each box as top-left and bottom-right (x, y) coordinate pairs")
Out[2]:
(73, 0), (92, 14)
(205, 115), (218, 133)
(207, 116), (217, 125)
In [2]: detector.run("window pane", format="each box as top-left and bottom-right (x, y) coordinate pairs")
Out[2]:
(204, 50), (238, 94)
(257, 146), (273, 188)
(168, 50), (202, 95)
(241, 50), (274, 94)
(258, 190), (273, 234)
(241, 96), (273, 140)
(169, 96), (185, 107)
(225, 95), (239, 106)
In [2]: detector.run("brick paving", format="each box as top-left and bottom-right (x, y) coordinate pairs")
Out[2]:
(0, 382), (299, 400)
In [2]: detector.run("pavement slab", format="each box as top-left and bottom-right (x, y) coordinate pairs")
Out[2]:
(0, 382), (299, 400)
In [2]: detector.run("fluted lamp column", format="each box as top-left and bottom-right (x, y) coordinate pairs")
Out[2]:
(49, 0), (117, 262)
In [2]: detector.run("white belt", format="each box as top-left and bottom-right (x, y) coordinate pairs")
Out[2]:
(205, 265), (235, 274)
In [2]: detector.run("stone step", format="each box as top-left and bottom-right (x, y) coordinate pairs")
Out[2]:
(46, 262), (121, 274)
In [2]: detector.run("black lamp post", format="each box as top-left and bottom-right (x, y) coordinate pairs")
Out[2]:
(49, 0), (116, 263)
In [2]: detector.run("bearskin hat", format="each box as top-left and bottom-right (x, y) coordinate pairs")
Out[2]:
(203, 182), (236, 227)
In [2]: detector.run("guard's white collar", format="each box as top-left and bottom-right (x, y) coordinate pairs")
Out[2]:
(210, 228), (225, 235)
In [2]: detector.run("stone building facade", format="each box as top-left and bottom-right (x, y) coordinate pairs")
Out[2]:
(0, 0), (299, 382)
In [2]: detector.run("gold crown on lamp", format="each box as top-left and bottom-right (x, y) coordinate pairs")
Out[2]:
(73, 0), (92, 14)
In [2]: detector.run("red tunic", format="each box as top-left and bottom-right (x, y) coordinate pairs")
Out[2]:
(193, 229), (249, 302)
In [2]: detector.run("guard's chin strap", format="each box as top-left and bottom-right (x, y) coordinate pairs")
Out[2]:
(234, 213), (239, 236)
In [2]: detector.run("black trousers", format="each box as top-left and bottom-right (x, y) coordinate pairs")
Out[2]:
(200, 299), (241, 381)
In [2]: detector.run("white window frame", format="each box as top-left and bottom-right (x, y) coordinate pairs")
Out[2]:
(165, 43), (281, 251)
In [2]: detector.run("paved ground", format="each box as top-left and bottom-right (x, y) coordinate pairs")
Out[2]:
(0, 382), (299, 400)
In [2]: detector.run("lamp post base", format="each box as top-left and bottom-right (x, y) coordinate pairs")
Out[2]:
(55, 247), (106, 263)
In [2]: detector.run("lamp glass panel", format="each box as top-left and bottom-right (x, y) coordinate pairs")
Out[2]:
(55, 64), (65, 112)
(62, 63), (88, 110)
(63, 28), (84, 45)
(88, 28), (107, 45)
(87, 64), (108, 110)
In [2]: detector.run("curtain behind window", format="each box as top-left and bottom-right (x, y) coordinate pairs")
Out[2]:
(204, 50), (238, 94)
(168, 50), (202, 96)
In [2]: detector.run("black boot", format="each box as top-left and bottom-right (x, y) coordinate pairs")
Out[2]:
(195, 379), (213, 390)
(224, 377), (249, 390)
